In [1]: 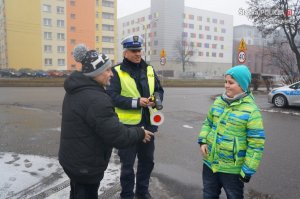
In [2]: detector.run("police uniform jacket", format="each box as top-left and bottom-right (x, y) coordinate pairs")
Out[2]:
(59, 71), (145, 184)
(107, 58), (164, 132)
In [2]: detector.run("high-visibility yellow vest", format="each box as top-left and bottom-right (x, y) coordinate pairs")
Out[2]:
(114, 65), (155, 125)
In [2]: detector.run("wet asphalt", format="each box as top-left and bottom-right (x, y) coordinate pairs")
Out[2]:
(1, 87), (300, 199)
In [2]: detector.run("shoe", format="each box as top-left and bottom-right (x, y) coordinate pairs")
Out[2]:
(135, 192), (152, 199)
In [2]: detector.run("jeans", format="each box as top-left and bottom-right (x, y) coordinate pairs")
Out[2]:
(202, 164), (244, 199)
(69, 180), (100, 199)
(118, 137), (155, 199)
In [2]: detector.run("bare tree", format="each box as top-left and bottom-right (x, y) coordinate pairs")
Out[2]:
(174, 37), (195, 72)
(247, 0), (300, 73)
(267, 40), (300, 84)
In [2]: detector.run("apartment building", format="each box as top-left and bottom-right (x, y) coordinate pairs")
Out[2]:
(0, 0), (117, 71)
(118, 0), (233, 77)
(233, 25), (281, 74)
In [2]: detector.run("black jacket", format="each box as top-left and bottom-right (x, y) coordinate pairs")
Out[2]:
(106, 58), (164, 132)
(59, 71), (145, 183)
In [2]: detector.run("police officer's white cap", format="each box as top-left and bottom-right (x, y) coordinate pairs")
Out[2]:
(121, 35), (144, 50)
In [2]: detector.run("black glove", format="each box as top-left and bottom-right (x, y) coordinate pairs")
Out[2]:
(239, 174), (251, 183)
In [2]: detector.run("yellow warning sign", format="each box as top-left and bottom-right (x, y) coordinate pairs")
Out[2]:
(160, 48), (166, 58)
(238, 39), (247, 51)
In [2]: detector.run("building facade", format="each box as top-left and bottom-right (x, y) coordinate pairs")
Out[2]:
(118, 0), (233, 78)
(233, 25), (280, 75)
(0, 0), (117, 71)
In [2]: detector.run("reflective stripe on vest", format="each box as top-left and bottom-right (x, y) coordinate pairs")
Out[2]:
(114, 65), (155, 125)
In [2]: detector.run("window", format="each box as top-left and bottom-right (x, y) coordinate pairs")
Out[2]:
(188, 14), (194, 20)
(45, 58), (52, 66)
(207, 18), (210, 23)
(96, 12), (99, 18)
(102, 12), (114, 19)
(214, 27), (218, 32)
(71, 13), (76, 19)
(220, 20), (225, 25)
(199, 25), (202, 30)
(57, 33), (65, 40)
(70, 26), (76, 32)
(221, 28), (226, 33)
(205, 26), (210, 31)
(197, 42), (202, 47)
(44, 32), (52, 40)
(204, 43), (209, 48)
(70, 39), (76, 44)
(58, 59), (65, 66)
(57, 20), (64, 27)
(219, 53), (224, 58)
(219, 36), (224, 41)
(57, 46), (65, 53)
(198, 52), (203, 56)
(96, 36), (99, 42)
(212, 44), (217, 49)
(70, 0), (75, 6)
(154, 40), (158, 46)
(102, 48), (114, 54)
(44, 45), (52, 52)
(102, 0), (114, 7)
(212, 52), (217, 57)
(182, 32), (188, 37)
(190, 33), (196, 38)
(197, 16), (202, 21)
(102, 36), (114, 42)
(199, 34), (204, 39)
(221, 45), (224, 49)
(57, 6), (64, 14)
(214, 36), (218, 40)
(206, 52), (210, 57)
(96, 24), (99, 30)
(43, 4), (51, 12)
(43, 18), (52, 26)
(212, 18), (218, 23)
(206, 35), (211, 40)
(102, 24), (114, 31)
(189, 24), (194, 29)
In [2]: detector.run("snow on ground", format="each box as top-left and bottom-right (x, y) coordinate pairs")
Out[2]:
(0, 152), (120, 198)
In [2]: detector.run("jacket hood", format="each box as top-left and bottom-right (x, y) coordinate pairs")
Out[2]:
(64, 71), (104, 94)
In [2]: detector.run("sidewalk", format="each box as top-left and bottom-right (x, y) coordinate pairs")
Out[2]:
(0, 152), (178, 199)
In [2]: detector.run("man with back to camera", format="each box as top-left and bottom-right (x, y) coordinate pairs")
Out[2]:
(59, 44), (154, 199)
(107, 35), (164, 199)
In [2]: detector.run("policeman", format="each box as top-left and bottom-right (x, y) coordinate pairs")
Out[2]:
(107, 35), (164, 199)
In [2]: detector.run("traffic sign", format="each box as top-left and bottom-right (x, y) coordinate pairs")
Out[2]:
(238, 39), (247, 51)
(160, 57), (166, 65)
(160, 48), (166, 58)
(238, 50), (246, 64)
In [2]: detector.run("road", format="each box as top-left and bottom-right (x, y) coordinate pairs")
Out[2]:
(0, 87), (300, 199)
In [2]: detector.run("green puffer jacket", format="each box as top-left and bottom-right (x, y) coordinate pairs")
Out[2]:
(198, 94), (265, 178)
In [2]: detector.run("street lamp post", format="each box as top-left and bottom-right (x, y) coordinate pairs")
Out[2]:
(137, 18), (158, 63)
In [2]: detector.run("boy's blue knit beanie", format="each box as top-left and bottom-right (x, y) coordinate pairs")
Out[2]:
(225, 65), (251, 92)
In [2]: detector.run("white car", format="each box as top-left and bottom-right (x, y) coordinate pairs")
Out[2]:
(268, 81), (300, 107)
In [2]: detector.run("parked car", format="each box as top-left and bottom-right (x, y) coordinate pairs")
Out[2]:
(268, 81), (300, 107)
(35, 70), (48, 78)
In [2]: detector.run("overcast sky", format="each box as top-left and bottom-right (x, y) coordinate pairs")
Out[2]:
(117, 0), (252, 26)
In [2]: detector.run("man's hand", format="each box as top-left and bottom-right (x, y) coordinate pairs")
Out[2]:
(139, 97), (150, 107)
(200, 144), (209, 157)
(143, 129), (154, 143)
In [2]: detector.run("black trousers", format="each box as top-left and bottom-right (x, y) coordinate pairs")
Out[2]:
(69, 180), (100, 199)
(118, 137), (155, 199)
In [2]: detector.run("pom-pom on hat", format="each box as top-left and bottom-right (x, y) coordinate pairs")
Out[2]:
(73, 44), (112, 77)
(225, 65), (252, 92)
(121, 35), (144, 50)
